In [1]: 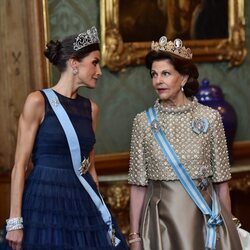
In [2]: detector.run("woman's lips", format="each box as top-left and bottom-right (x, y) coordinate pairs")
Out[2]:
(157, 88), (167, 94)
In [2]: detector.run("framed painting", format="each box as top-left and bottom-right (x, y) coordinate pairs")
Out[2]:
(100, 0), (247, 71)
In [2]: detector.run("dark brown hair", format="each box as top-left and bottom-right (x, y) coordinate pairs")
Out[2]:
(44, 34), (100, 72)
(145, 50), (199, 97)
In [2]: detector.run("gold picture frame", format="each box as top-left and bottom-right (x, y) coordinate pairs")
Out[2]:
(100, 0), (247, 71)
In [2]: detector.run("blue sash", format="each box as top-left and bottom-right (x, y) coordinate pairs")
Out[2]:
(42, 88), (120, 246)
(146, 107), (222, 250)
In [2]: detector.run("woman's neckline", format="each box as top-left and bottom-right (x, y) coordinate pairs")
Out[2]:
(52, 89), (79, 100)
(155, 97), (197, 114)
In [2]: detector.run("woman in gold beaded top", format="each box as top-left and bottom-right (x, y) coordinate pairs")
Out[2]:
(128, 36), (242, 250)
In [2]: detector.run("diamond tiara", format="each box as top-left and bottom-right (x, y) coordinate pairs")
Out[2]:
(151, 36), (192, 60)
(73, 26), (100, 51)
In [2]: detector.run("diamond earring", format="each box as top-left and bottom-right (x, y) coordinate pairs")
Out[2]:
(73, 68), (78, 75)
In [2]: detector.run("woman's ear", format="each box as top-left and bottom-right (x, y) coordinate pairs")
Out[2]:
(68, 58), (79, 75)
(181, 75), (189, 86)
(68, 58), (78, 69)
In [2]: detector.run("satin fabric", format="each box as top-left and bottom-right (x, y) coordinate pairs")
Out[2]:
(140, 180), (242, 250)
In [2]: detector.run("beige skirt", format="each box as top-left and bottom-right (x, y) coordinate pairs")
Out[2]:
(140, 180), (242, 250)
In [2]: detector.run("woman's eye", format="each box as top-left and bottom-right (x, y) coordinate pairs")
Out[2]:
(162, 71), (170, 77)
(151, 72), (157, 78)
(92, 60), (99, 66)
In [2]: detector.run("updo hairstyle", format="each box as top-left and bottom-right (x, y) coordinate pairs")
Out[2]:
(44, 34), (100, 72)
(145, 50), (199, 97)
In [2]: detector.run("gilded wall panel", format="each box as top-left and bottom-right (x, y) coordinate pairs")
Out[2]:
(0, 1), (34, 170)
(0, 0), (48, 170)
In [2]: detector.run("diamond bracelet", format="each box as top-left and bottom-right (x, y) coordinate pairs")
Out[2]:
(6, 217), (24, 232)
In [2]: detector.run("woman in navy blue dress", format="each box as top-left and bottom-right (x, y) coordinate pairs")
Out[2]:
(5, 26), (128, 250)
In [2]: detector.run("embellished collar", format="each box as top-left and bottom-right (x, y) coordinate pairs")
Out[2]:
(154, 97), (198, 114)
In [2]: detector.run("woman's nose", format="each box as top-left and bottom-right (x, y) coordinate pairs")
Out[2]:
(96, 65), (102, 77)
(155, 75), (164, 84)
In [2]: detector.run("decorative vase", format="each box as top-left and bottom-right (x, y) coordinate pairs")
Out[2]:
(196, 79), (237, 164)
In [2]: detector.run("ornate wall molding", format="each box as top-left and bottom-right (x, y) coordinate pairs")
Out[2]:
(100, 0), (247, 71)
(96, 141), (250, 175)
(232, 140), (250, 159)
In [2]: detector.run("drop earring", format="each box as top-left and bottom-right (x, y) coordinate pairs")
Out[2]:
(73, 68), (78, 75)
(181, 86), (184, 92)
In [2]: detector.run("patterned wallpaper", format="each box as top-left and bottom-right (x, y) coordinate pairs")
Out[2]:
(48, 0), (250, 154)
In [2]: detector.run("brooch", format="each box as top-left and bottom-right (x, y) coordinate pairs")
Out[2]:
(51, 97), (60, 107)
(197, 166), (210, 191)
(198, 177), (210, 191)
(151, 119), (160, 131)
(191, 118), (209, 134)
(79, 157), (91, 175)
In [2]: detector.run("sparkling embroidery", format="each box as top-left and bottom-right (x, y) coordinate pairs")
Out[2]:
(128, 98), (231, 185)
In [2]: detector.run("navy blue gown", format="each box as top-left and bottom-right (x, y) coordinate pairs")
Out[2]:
(3, 90), (128, 250)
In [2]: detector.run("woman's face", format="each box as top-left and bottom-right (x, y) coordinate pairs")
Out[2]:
(151, 59), (187, 104)
(76, 50), (102, 88)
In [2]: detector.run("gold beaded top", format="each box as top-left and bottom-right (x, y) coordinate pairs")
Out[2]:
(128, 99), (231, 186)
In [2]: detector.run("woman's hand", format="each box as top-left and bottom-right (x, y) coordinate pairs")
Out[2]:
(129, 185), (146, 250)
(129, 241), (142, 250)
(6, 229), (23, 250)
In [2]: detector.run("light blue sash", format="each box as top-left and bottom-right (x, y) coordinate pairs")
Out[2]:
(42, 88), (120, 246)
(146, 107), (222, 250)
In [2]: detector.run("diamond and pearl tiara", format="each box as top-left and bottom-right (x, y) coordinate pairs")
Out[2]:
(73, 26), (100, 51)
(151, 36), (192, 60)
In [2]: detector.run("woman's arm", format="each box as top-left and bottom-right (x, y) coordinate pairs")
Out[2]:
(128, 113), (148, 249)
(89, 100), (99, 186)
(213, 181), (231, 213)
(129, 185), (147, 250)
(210, 111), (232, 213)
(6, 91), (44, 249)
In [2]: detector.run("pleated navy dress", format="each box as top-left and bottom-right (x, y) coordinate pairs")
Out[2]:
(4, 90), (128, 250)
